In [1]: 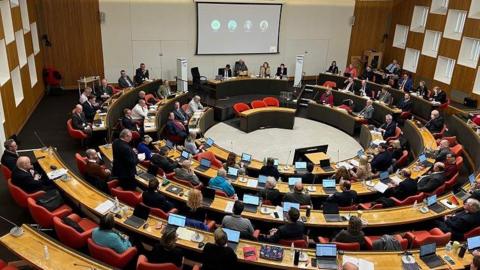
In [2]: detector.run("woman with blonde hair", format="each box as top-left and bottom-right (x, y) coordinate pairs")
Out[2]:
(181, 189), (207, 222)
(349, 155), (371, 181)
(259, 62), (271, 78)
(333, 166), (351, 183)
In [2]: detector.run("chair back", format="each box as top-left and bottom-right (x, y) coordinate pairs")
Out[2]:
(262, 97), (280, 107)
(75, 153), (88, 175)
(1, 165), (12, 180)
(455, 156), (463, 170)
(425, 184), (446, 197)
(278, 239), (308, 248)
(464, 227), (480, 240)
(87, 238), (137, 269)
(334, 241), (361, 251)
(322, 81), (337, 88)
(140, 202), (168, 219)
(109, 180), (142, 207)
(395, 150), (409, 168)
(250, 100), (267, 109)
(27, 197), (71, 228)
(195, 151), (222, 168)
(53, 216), (93, 249)
(391, 192), (424, 206)
(339, 205), (358, 211)
(181, 104), (189, 113)
(7, 179), (45, 208)
(450, 144), (463, 157)
(136, 255), (180, 270)
(233, 103), (250, 116)
(66, 119), (88, 139)
(445, 173), (459, 190)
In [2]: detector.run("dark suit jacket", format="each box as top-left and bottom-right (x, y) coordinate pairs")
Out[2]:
(417, 172), (445, 193)
(1, 151), (18, 171)
(96, 85), (113, 98)
(135, 68), (149, 85)
(173, 108), (188, 122)
(121, 116), (137, 131)
(390, 178), (417, 200)
(380, 121), (397, 139)
(283, 191), (311, 206)
(143, 190), (174, 212)
(445, 211), (480, 240)
(166, 120), (187, 138)
(150, 154), (178, 174)
(82, 101), (96, 121)
(398, 78), (413, 92)
(269, 221), (305, 243)
(356, 84), (373, 98)
(302, 172), (316, 184)
(435, 147), (453, 162)
(398, 99), (413, 112)
(11, 168), (45, 193)
(425, 117), (445, 133)
(371, 151), (393, 172)
(218, 68), (232, 77)
(71, 112), (88, 130)
(118, 76), (134, 88)
(112, 139), (137, 189)
(417, 86), (429, 99)
(259, 188), (282, 206)
(276, 67), (287, 77)
(327, 65), (338, 74)
(434, 91), (447, 104)
(327, 190), (358, 207)
(259, 165), (280, 180)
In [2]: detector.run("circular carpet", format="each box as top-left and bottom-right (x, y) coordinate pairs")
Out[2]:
(204, 117), (363, 164)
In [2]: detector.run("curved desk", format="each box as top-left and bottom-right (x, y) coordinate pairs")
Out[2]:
(208, 77), (289, 99)
(307, 103), (360, 135)
(239, 107), (296, 133)
(447, 114), (480, 171)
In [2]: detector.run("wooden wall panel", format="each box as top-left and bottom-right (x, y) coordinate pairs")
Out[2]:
(11, 6), (21, 32)
(438, 38), (460, 60)
(406, 31), (424, 50)
(0, 10), (4, 40)
(6, 42), (18, 70)
(24, 31), (32, 56)
(425, 14), (446, 32)
(35, 0), (104, 88)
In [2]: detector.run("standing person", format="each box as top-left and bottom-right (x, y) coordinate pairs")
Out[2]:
(2, 139), (19, 171)
(112, 129), (138, 190)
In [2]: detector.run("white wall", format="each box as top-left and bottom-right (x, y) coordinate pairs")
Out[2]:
(99, 0), (355, 82)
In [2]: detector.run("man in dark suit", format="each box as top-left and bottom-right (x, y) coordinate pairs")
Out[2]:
(118, 70), (134, 88)
(432, 86), (447, 104)
(258, 176), (282, 206)
(2, 139), (19, 171)
(165, 112), (187, 140)
(384, 169), (417, 200)
(142, 178), (174, 212)
(96, 78), (114, 101)
(434, 140), (453, 162)
(112, 129), (138, 190)
(71, 105), (92, 136)
(262, 207), (305, 243)
(259, 158), (280, 180)
(301, 162), (316, 184)
(82, 95), (97, 122)
(379, 114), (397, 140)
(398, 93), (413, 112)
(377, 87), (393, 105)
(370, 143), (393, 173)
(134, 63), (149, 85)
(150, 147), (178, 174)
(234, 59), (248, 76)
(121, 108), (141, 134)
(283, 182), (311, 206)
(425, 110), (445, 133)
(326, 180), (357, 207)
(398, 73), (413, 92)
(436, 198), (480, 240)
(356, 80), (373, 98)
(417, 162), (446, 193)
(276, 63), (287, 78)
(83, 149), (111, 194)
(218, 64), (232, 78)
(172, 101), (189, 126)
(11, 156), (52, 193)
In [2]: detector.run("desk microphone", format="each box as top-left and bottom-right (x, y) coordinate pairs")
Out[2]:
(230, 141), (234, 152)
(0, 215), (23, 237)
(285, 150), (292, 169)
(73, 263), (96, 270)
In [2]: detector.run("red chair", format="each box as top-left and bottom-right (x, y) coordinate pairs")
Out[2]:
(385, 127), (402, 142)
(75, 153), (88, 175)
(250, 100), (267, 109)
(7, 179), (45, 208)
(450, 144), (463, 157)
(322, 81), (337, 88)
(109, 180), (142, 207)
(0, 260), (18, 270)
(438, 99), (450, 110)
(365, 235), (408, 250)
(318, 237), (360, 251)
(395, 150), (409, 168)
(424, 184), (446, 197)
(359, 202), (382, 210)
(87, 238), (137, 269)
(66, 119), (88, 143)
(339, 205), (358, 211)
(144, 94), (157, 104)
(464, 227), (480, 240)
(436, 136), (457, 146)
(132, 131), (141, 142)
(404, 228), (451, 248)
(214, 189), (231, 198)
(53, 214), (98, 249)
(140, 202), (178, 220)
(445, 173), (459, 190)
(433, 125), (447, 139)
(172, 176), (203, 190)
(455, 156), (463, 171)
(181, 104), (190, 113)
(27, 197), (72, 228)
(1, 165), (12, 180)
(233, 103), (250, 116)
(141, 160), (151, 168)
(136, 255), (201, 270)
(390, 192), (425, 206)
(263, 97), (280, 107)
(399, 111), (412, 120)
(194, 151), (222, 169)
(279, 239), (308, 248)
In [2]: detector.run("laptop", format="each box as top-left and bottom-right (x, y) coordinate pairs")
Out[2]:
(241, 153), (252, 165)
(357, 150), (365, 158)
(418, 154), (433, 167)
(124, 204), (150, 228)
(177, 150), (190, 162)
(288, 177), (302, 191)
(316, 244), (338, 269)
(322, 179), (337, 194)
(243, 194), (260, 213)
(222, 228), (240, 251)
(138, 171), (156, 182)
(166, 185), (183, 195)
(470, 173), (477, 187)
(273, 159), (279, 167)
(165, 140), (174, 149)
(468, 236), (480, 251)
(226, 167), (239, 180)
(320, 159), (334, 172)
(257, 175), (267, 188)
(283, 202), (300, 215)
(379, 171), (391, 184)
(419, 243), (445, 268)
(167, 213), (186, 228)
(295, 162), (307, 173)
(195, 158), (211, 172)
(323, 202), (342, 222)
(426, 194), (446, 213)
(203, 138), (214, 149)
(202, 187), (216, 207)
(456, 173), (477, 200)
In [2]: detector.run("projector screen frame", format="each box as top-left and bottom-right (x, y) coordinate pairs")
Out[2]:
(195, 2), (283, 55)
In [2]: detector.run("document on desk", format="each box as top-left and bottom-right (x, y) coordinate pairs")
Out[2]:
(177, 227), (195, 241)
(342, 256), (374, 270)
(349, 159), (360, 167)
(337, 162), (353, 170)
(47, 168), (68, 180)
(272, 206), (284, 220)
(373, 182), (389, 193)
(225, 201), (234, 213)
(247, 179), (258, 188)
(95, 200), (115, 215)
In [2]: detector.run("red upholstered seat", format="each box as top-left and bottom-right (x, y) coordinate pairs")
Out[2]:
(436, 136), (457, 146)
(445, 173), (459, 190)
(424, 184), (446, 197)
(400, 111), (412, 119)
(7, 179), (45, 208)
(385, 127), (402, 142)
(322, 81), (337, 88)
(140, 202), (178, 220)
(390, 192), (425, 206)
(75, 153), (88, 175)
(233, 103), (250, 116)
(339, 205), (358, 211)
(455, 156), (463, 171)
(250, 100), (267, 109)
(279, 239), (308, 248)
(27, 197), (72, 228)
(318, 237), (360, 251)
(395, 150), (409, 168)
(66, 119), (88, 141)
(263, 97), (280, 107)
(172, 175), (203, 190)
(404, 228), (451, 248)
(365, 235), (408, 250)
(438, 98), (450, 110)
(136, 254), (201, 270)
(109, 180), (142, 207)
(359, 202), (383, 210)
(144, 94), (157, 104)
(464, 227), (480, 240)
(194, 151), (222, 169)
(87, 238), (137, 269)
(1, 165), (12, 180)
(53, 213), (97, 249)
(0, 260), (18, 270)
(433, 125), (447, 139)
(450, 144), (463, 157)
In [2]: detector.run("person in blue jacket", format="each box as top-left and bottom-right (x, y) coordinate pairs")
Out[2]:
(92, 213), (132, 253)
(208, 168), (235, 197)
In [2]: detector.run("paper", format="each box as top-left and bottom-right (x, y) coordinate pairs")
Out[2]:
(271, 206), (284, 220)
(373, 182), (389, 193)
(98, 112), (107, 116)
(138, 153), (146, 161)
(337, 162), (353, 170)
(441, 199), (457, 209)
(349, 160), (360, 167)
(225, 201), (234, 213)
(372, 139), (386, 146)
(247, 179), (258, 188)
(177, 227), (195, 241)
(47, 168), (68, 180)
(342, 255), (374, 270)
(95, 200), (114, 215)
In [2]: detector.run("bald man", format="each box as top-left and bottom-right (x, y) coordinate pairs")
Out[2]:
(71, 104), (92, 136)
(343, 262), (359, 270)
(97, 78), (113, 101)
(434, 139), (453, 162)
(283, 181), (312, 206)
(425, 110), (445, 133)
(11, 156), (52, 193)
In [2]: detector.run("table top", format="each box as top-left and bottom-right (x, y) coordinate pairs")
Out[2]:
(304, 152), (329, 165)
(239, 107), (297, 117)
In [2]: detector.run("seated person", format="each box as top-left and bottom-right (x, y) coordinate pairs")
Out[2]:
(343, 77), (355, 92)
(2, 139), (19, 171)
(416, 80), (429, 99)
(143, 178), (174, 212)
(209, 169), (235, 197)
(187, 95), (204, 115)
(223, 152), (245, 175)
(432, 86), (447, 104)
(259, 158), (280, 180)
(436, 198), (480, 240)
(92, 213), (132, 253)
(434, 139), (453, 162)
(134, 63), (149, 85)
(259, 62), (271, 78)
(79, 87), (92, 104)
(344, 63), (358, 78)
(378, 114), (397, 140)
(360, 65), (374, 81)
(398, 73), (413, 92)
(326, 180), (357, 207)
(181, 189), (208, 222)
(71, 104), (92, 136)
(150, 147), (178, 174)
(357, 80), (373, 98)
(318, 88), (334, 106)
(370, 143), (393, 173)
(301, 162), (316, 184)
(332, 216), (366, 248)
(390, 140), (404, 162)
(384, 60), (399, 75)
(383, 168), (417, 200)
(468, 113), (480, 129)
(333, 166), (352, 183)
(398, 93), (413, 112)
(218, 64), (232, 78)
(97, 78), (113, 101)
(121, 109), (140, 133)
(222, 201), (255, 239)
(348, 156), (371, 182)
(166, 112), (187, 140)
(283, 182), (312, 206)
(377, 87), (393, 105)
(131, 99), (148, 121)
(276, 63), (287, 77)
(84, 149), (111, 192)
(262, 207), (305, 243)
(172, 101), (189, 126)
(425, 110), (445, 134)
(338, 99), (354, 113)
(174, 160), (201, 186)
(234, 59), (248, 76)
(149, 226), (184, 267)
(357, 99), (374, 121)
(258, 177), (283, 206)
(118, 70), (134, 88)
(326, 61), (339, 74)
(12, 156), (52, 193)
(82, 95), (98, 122)
(184, 131), (203, 155)
(417, 162), (446, 193)
(202, 228), (238, 270)
(139, 90), (157, 105)
(157, 80), (172, 99)
(137, 135), (153, 160)
(444, 153), (459, 180)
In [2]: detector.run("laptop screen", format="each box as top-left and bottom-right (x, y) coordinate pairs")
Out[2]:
(379, 171), (389, 180)
(200, 158), (211, 168)
(258, 175), (267, 184)
(283, 202), (300, 212)
(320, 159), (330, 167)
(243, 194), (260, 205)
(181, 151), (190, 159)
(419, 154), (427, 162)
(222, 228), (240, 243)
(206, 138), (214, 146)
(288, 177), (301, 186)
(323, 202), (339, 214)
(273, 159), (279, 166)
(241, 153), (252, 162)
(468, 236), (480, 250)
(426, 194), (437, 206)
(420, 242), (436, 257)
(322, 179), (336, 188)
(316, 244), (337, 257)
(167, 214), (186, 227)
(227, 167), (239, 177)
(470, 174), (476, 186)
(357, 150), (365, 158)
(132, 204), (150, 220)
(295, 162), (307, 169)
(202, 187), (216, 199)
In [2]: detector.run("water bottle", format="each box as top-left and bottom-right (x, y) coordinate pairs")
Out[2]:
(445, 241), (452, 252)
(306, 206), (311, 218)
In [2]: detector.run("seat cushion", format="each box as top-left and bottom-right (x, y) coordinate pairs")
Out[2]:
(52, 204), (73, 215)
(78, 218), (98, 231)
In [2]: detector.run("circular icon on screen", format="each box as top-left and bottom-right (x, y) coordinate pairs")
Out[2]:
(260, 20), (269, 32)
(211, 20), (221, 31)
(227, 20), (237, 32)
(244, 20), (252, 32)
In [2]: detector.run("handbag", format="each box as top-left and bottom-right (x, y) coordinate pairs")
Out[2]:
(36, 189), (64, 211)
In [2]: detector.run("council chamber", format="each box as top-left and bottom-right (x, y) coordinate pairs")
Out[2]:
(1, 0), (480, 269)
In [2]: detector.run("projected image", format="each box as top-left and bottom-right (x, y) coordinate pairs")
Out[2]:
(211, 20), (221, 31)
(260, 20), (269, 32)
(228, 20), (237, 32)
(244, 20), (253, 32)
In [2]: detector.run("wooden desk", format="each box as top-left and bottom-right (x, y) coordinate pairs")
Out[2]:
(0, 225), (112, 270)
(305, 152), (329, 165)
(92, 91), (123, 132)
(207, 77), (289, 99)
(239, 107), (296, 133)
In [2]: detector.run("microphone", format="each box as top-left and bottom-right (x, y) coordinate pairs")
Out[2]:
(0, 215), (24, 237)
(230, 141), (234, 152)
(285, 150), (292, 169)
(73, 263), (96, 270)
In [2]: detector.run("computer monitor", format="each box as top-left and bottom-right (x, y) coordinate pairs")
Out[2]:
(167, 214), (186, 227)
(181, 151), (190, 159)
(283, 202), (300, 212)
(322, 179), (336, 188)
(379, 171), (389, 180)
(200, 158), (211, 168)
(243, 194), (260, 206)
(426, 195), (437, 207)
(205, 138), (214, 147)
(258, 175), (267, 184)
(288, 177), (302, 186)
(420, 243), (436, 257)
(316, 244), (337, 257)
(295, 162), (307, 169)
(470, 174), (476, 186)
(419, 154), (427, 162)
(227, 167), (239, 177)
(468, 236), (480, 250)
(222, 228), (240, 243)
(241, 153), (252, 162)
